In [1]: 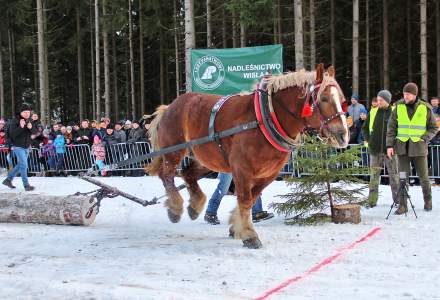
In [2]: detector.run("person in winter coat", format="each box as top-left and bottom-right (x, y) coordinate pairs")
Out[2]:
(92, 135), (107, 176)
(362, 90), (399, 207)
(127, 121), (147, 143)
(386, 82), (438, 213)
(2, 104), (36, 191)
(42, 139), (56, 171)
(75, 120), (92, 145)
(53, 134), (66, 175)
(0, 129), (9, 170)
(113, 122), (126, 143)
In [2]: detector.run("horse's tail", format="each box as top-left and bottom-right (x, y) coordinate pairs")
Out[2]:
(146, 105), (168, 176)
(148, 105), (168, 151)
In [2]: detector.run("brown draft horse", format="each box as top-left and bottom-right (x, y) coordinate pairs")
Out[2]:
(147, 64), (349, 249)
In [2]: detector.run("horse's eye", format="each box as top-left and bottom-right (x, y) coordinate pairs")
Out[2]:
(321, 96), (329, 102)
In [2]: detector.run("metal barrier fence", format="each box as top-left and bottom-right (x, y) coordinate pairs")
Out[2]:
(1, 143), (439, 179)
(291, 144), (440, 179)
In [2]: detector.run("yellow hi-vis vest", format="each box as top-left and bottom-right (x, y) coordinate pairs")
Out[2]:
(368, 106), (394, 134)
(369, 107), (379, 134)
(396, 103), (427, 142)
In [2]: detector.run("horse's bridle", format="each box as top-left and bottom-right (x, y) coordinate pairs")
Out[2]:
(305, 82), (346, 128)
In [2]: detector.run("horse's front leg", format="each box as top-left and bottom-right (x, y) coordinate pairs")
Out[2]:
(229, 181), (262, 249)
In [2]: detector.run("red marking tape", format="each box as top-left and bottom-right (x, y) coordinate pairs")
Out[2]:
(254, 226), (382, 300)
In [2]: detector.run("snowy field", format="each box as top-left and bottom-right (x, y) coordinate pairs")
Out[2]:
(1, 176), (439, 300)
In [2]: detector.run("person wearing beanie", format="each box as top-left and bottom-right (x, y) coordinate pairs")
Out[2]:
(362, 89), (399, 207)
(2, 103), (36, 191)
(386, 82), (439, 213)
(348, 93), (366, 123)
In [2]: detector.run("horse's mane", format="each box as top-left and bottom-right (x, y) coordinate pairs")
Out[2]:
(266, 69), (316, 95)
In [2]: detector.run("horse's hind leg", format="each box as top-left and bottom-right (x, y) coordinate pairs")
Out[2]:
(159, 152), (186, 223)
(180, 158), (209, 220)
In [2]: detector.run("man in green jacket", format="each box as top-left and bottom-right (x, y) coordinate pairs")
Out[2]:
(386, 83), (438, 214)
(362, 90), (399, 207)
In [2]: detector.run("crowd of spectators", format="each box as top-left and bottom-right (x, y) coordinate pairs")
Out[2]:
(0, 114), (154, 176)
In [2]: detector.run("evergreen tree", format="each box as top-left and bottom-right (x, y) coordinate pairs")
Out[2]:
(271, 135), (369, 225)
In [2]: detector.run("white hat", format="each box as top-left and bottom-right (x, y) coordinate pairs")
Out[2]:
(125, 120), (132, 125)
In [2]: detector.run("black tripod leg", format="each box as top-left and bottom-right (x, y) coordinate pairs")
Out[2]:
(386, 203), (395, 219)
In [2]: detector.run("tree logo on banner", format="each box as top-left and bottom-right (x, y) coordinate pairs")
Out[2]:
(192, 55), (225, 90)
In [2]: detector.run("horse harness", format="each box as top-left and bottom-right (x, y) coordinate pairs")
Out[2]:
(115, 76), (345, 168)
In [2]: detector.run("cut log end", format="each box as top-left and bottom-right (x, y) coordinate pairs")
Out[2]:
(0, 193), (98, 226)
(332, 204), (361, 224)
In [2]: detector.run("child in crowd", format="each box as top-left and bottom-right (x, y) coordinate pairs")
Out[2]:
(92, 135), (107, 176)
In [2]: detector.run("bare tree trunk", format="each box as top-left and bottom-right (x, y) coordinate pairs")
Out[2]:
(36, 0), (47, 125)
(420, 0), (428, 100)
(273, 7), (278, 44)
(43, 2), (49, 123)
(277, 0), (282, 44)
(383, 0), (389, 90)
(0, 194), (97, 226)
(102, 0), (110, 117)
(352, 0), (359, 94)
(184, 0), (195, 92)
(32, 33), (39, 113)
(309, 0), (316, 68)
(8, 28), (15, 117)
(206, 0), (212, 48)
(232, 11), (238, 48)
(95, 0), (101, 119)
(76, 5), (84, 121)
(365, 0), (370, 105)
(174, 0), (180, 96)
(160, 28), (165, 104)
(330, 0), (335, 66)
(436, 0), (440, 97)
(139, 0), (145, 114)
(112, 32), (119, 120)
(222, 6), (227, 48)
(294, 0), (304, 70)
(128, 0), (136, 119)
(0, 31), (4, 118)
(240, 20), (246, 47)
(407, 0), (412, 81)
(90, 1), (96, 119)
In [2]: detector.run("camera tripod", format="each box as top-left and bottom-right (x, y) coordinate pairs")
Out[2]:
(386, 178), (418, 219)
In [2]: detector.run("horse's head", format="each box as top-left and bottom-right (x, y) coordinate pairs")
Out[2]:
(307, 64), (349, 148)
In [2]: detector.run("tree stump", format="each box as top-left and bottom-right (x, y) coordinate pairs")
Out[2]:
(332, 204), (361, 224)
(0, 193), (97, 226)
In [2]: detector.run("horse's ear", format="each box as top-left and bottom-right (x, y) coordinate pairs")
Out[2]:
(327, 65), (336, 77)
(316, 63), (324, 83)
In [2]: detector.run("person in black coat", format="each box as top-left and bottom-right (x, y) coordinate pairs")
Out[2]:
(2, 104), (36, 191)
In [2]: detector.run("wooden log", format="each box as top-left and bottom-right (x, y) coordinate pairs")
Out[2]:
(332, 204), (361, 224)
(0, 193), (97, 226)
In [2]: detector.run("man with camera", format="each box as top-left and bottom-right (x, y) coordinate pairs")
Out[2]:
(2, 104), (36, 191)
(362, 90), (399, 207)
(386, 83), (438, 214)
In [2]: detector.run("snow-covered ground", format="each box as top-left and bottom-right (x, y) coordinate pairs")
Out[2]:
(0, 176), (439, 300)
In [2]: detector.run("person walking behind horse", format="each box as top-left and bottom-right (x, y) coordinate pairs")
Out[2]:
(204, 172), (274, 225)
(386, 83), (438, 213)
(362, 90), (399, 207)
(2, 104), (36, 191)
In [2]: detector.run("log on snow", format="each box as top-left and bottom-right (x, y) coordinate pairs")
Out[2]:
(0, 193), (97, 226)
(332, 204), (361, 224)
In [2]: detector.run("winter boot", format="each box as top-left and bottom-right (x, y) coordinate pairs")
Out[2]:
(252, 211), (275, 223)
(394, 198), (408, 215)
(204, 213), (220, 225)
(424, 196), (432, 211)
(24, 185), (35, 192)
(2, 178), (16, 189)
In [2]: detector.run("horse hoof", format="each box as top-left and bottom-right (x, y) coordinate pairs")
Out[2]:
(243, 238), (262, 249)
(228, 227), (235, 239)
(167, 209), (181, 223)
(187, 205), (199, 220)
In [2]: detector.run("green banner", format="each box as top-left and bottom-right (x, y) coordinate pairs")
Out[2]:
(191, 44), (283, 95)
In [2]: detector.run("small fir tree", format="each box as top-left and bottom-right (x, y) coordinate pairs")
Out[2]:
(271, 135), (369, 225)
